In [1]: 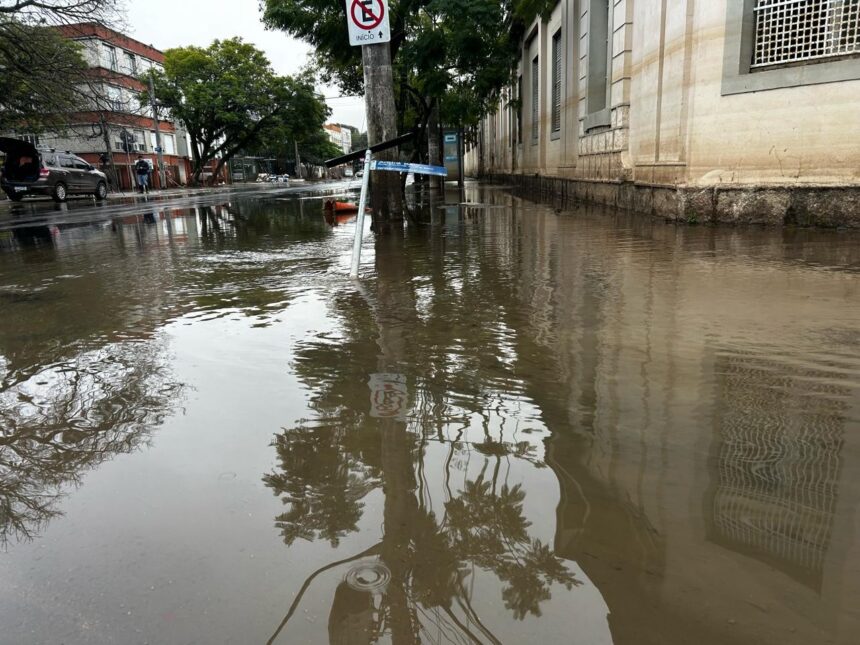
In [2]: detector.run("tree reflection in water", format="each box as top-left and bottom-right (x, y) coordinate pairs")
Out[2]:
(265, 228), (578, 643)
(0, 338), (182, 546)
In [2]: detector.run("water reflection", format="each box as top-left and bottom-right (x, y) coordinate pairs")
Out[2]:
(0, 189), (858, 644)
(0, 338), (181, 545)
(267, 191), (860, 644)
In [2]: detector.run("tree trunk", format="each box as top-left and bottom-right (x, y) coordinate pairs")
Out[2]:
(427, 103), (443, 192)
(362, 43), (403, 222)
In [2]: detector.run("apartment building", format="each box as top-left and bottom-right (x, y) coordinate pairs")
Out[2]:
(5, 23), (191, 190)
(324, 124), (353, 154)
(466, 1), (860, 226)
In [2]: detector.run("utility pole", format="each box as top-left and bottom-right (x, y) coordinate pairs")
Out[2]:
(148, 74), (167, 190)
(344, 0), (401, 220)
(427, 102), (443, 192)
(362, 44), (402, 221)
(98, 113), (119, 192)
(294, 140), (302, 179)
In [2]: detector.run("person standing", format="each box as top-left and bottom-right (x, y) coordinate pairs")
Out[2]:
(134, 156), (150, 193)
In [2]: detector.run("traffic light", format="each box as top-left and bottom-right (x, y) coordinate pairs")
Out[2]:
(119, 129), (136, 154)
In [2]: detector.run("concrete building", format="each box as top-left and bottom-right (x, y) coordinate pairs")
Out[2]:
(323, 124), (353, 154)
(466, 1), (860, 226)
(3, 23), (191, 190)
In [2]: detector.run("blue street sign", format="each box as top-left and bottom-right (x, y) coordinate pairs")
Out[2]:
(371, 161), (448, 177)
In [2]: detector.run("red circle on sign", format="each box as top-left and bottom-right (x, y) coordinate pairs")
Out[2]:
(350, 0), (384, 31)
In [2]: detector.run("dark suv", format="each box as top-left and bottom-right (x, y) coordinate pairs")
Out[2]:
(1, 138), (108, 203)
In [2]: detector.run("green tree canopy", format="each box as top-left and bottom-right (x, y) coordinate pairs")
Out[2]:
(145, 38), (330, 185)
(261, 0), (557, 159)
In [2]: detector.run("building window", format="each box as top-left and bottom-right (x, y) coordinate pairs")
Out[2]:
(104, 44), (118, 71)
(517, 75), (523, 144)
(124, 51), (137, 76)
(551, 30), (563, 134)
(164, 134), (176, 155)
(531, 56), (539, 143)
(752, 0), (859, 69)
(722, 0), (860, 95)
(18, 134), (40, 146)
(586, 0), (611, 123)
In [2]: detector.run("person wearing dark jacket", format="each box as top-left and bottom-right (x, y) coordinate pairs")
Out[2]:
(134, 156), (150, 193)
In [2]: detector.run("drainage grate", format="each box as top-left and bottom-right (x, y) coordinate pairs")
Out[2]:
(752, 0), (860, 68)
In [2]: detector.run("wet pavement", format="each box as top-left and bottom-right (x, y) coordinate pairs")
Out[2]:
(0, 186), (859, 645)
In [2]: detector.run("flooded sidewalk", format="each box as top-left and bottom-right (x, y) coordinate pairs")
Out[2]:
(0, 186), (859, 644)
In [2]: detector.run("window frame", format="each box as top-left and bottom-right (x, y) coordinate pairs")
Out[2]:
(531, 55), (540, 145)
(584, 0), (612, 132)
(722, 0), (860, 95)
(551, 29), (563, 139)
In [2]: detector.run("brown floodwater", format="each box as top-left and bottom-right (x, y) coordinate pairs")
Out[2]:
(0, 187), (859, 645)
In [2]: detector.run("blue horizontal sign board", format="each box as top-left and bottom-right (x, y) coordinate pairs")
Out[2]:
(371, 161), (448, 177)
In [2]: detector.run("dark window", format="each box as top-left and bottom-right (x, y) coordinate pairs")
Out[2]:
(73, 158), (91, 170)
(531, 56), (539, 143)
(517, 75), (523, 144)
(552, 30), (563, 133)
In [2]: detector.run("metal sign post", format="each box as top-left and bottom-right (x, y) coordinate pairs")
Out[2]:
(350, 149), (373, 278)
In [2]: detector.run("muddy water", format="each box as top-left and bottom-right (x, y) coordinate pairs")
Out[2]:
(0, 189), (859, 645)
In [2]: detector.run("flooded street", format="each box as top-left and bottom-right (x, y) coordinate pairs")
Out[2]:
(1, 186), (859, 645)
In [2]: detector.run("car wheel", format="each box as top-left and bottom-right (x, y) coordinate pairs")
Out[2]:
(5, 192), (24, 202)
(52, 182), (68, 203)
(94, 181), (108, 201)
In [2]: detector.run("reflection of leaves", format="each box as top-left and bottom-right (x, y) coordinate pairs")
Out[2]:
(0, 340), (182, 546)
(263, 423), (381, 547)
(445, 476), (579, 620)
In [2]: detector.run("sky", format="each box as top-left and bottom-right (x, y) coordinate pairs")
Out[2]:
(125, 0), (366, 129)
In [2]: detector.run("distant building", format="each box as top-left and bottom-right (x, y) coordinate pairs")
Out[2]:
(2, 23), (194, 190)
(466, 1), (860, 226)
(323, 124), (352, 155)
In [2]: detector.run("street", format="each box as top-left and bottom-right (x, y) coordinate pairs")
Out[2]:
(1, 185), (859, 644)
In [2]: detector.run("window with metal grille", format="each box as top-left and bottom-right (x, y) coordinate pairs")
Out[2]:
(753, 0), (860, 69)
(531, 56), (539, 143)
(551, 30), (563, 133)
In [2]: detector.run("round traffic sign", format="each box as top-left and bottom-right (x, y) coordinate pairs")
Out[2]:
(350, 0), (385, 31)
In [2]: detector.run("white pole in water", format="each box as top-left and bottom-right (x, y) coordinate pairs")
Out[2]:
(350, 149), (373, 278)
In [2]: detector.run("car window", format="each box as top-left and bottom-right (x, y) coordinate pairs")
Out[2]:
(73, 158), (91, 170)
(59, 155), (75, 169)
(43, 154), (58, 167)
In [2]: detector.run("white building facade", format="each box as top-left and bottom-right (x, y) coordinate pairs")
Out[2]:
(466, 0), (860, 226)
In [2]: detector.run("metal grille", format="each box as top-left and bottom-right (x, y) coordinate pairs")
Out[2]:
(531, 57), (539, 142)
(753, 0), (860, 68)
(551, 31), (562, 133)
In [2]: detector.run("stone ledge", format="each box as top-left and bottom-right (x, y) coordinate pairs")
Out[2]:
(482, 173), (860, 228)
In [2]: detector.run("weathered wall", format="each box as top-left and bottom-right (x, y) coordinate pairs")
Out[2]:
(466, 0), (860, 225)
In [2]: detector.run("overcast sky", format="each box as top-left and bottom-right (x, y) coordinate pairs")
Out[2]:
(125, 0), (366, 129)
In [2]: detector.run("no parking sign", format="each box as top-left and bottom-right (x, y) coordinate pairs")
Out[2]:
(345, 0), (391, 46)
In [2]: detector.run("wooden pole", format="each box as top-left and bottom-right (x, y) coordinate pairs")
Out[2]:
(361, 43), (403, 221)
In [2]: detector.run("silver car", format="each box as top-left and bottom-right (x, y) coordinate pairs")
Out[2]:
(1, 138), (108, 203)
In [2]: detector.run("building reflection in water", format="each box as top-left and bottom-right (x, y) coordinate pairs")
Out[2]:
(266, 187), (860, 644)
(707, 351), (848, 589)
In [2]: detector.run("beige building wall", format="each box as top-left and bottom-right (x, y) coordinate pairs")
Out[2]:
(467, 0), (860, 224)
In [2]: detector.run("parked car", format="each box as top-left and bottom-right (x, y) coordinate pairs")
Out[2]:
(0, 138), (108, 203)
(266, 174), (290, 184)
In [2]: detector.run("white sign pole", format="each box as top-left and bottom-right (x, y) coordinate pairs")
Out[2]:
(350, 149), (373, 278)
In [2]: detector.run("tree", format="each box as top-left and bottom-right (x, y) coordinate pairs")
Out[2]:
(0, 19), (88, 131)
(261, 0), (556, 168)
(0, 0), (125, 132)
(145, 38), (330, 185)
